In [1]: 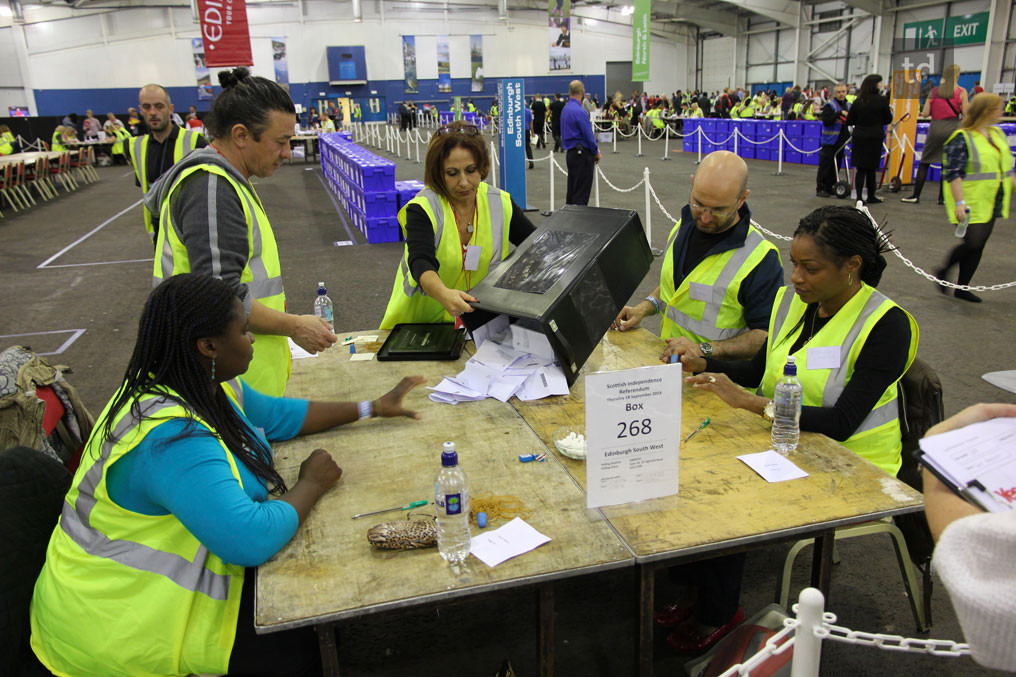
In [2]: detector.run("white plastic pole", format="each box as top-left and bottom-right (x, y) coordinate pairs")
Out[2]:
(662, 125), (671, 161)
(405, 130), (413, 161)
(395, 128), (401, 156)
(594, 166), (600, 207)
(733, 128), (739, 156)
(612, 125), (618, 154)
(777, 131), (785, 175)
(696, 127), (703, 164)
(414, 129), (421, 163)
(643, 166), (652, 245)
(791, 588), (825, 677)
(637, 125), (644, 157)
(387, 126), (393, 154)
(549, 158), (555, 212)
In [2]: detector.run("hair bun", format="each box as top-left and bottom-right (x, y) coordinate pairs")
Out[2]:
(218, 67), (251, 90)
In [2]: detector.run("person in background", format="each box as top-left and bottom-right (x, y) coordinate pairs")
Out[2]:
(532, 94), (547, 149)
(379, 121), (535, 328)
(81, 110), (102, 140)
(320, 110), (336, 133)
(147, 67), (337, 397)
(816, 83), (850, 198)
(127, 107), (143, 135)
(50, 125), (69, 152)
(902, 64), (968, 204)
(525, 103), (535, 169)
(105, 111), (124, 130)
(106, 121), (131, 163)
(936, 92), (1015, 303)
(128, 84), (208, 246)
(548, 93), (566, 153)
(187, 112), (204, 132)
(60, 112), (79, 136)
(923, 402), (1016, 672)
(561, 80), (600, 205)
(29, 273), (425, 677)
(972, 81), (984, 95)
(0, 124), (18, 155)
(845, 74), (893, 204)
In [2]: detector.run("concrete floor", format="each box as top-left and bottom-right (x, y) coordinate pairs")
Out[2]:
(1, 132), (1012, 675)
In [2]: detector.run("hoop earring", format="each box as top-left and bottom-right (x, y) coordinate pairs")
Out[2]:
(211, 357), (216, 382)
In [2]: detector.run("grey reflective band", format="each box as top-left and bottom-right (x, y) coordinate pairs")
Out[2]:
(207, 173), (222, 278)
(488, 188), (505, 256)
(181, 130), (200, 154)
(661, 229), (766, 341)
(855, 398), (899, 434)
(820, 289), (890, 407)
(59, 395), (233, 600)
(961, 131), (1004, 182)
(131, 136), (146, 188)
(224, 378), (244, 410)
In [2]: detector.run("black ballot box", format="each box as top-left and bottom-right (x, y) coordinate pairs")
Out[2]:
(462, 205), (652, 385)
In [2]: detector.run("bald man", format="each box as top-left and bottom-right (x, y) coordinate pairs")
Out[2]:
(613, 151), (783, 364)
(561, 79), (600, 205)
(128, 84), (207, 245)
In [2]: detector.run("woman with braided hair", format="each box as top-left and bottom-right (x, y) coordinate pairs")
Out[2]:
(659, 206), (918, 654)
(30, 274), (424, 676)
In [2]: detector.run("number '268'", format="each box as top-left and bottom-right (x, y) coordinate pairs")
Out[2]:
(617, 419), (652, 438)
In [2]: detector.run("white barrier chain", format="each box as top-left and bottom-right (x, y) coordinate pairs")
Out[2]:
(530, 154), (553, 162)
(645, 179), (676, 222)
(596, 165), (643, 192)
(734, 128), (782, 146)
(780, 131), (821, 155)
(713, 623), (797, 677)
(550, 155), (569, 176)
(750, 219), (793, 242)
(818, 622), (970, 657)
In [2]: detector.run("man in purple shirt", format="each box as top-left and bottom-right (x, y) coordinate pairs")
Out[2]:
(561, 79), (600, 205)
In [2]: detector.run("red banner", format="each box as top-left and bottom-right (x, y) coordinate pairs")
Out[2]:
(196, 0), (253, 67)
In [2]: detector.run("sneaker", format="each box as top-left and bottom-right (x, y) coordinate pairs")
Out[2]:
(653, 600), (696, 628)
(900, 196), (919, 203)
(816, 190), (832, 198)
(866, 197), (883, 205)
(955, 289), (983, 303)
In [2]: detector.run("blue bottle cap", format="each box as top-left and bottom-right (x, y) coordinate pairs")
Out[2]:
(441, 449), (458, 467)
(477, 512), (488, 528)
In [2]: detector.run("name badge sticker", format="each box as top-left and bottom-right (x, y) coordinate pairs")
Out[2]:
(807, 346), (840, 370)
(464, 245), (483, 271)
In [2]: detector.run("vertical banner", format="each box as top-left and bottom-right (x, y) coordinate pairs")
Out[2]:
(271, 37), (289, 92)
(437, 35), (452, 93)
(470, 35), (484, 93)
(403, 36), (418, 94)
(498, 79), (527, 209)
(890, 70), (921, 187)
(549, 0), (571, 71)
(196, 0), (253, 67)
(632, 0), (650, 82)
(454, 96), (463, 121)
(192, 38), (213, 101)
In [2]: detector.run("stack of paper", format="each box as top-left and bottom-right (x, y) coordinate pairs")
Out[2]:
(428, 317), (570, 405)
(919, 418), (1016, 513)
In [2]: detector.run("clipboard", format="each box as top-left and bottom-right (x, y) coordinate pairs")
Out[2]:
(914, 448), (1005, 513)
(377, 323), (467, 362)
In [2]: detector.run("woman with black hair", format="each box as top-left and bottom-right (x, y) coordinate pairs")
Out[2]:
(146, 66), (337, 398)
(30, 274), (425, 676)
(845, 74), (894, 204)
(660, 206), (918, 654)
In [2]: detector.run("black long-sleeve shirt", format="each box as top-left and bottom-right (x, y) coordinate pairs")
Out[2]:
(705, 304), (911, 442)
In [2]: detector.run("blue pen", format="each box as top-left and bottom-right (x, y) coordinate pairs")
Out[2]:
(349, 344), (356, 354)
(670, 354), (678, 364)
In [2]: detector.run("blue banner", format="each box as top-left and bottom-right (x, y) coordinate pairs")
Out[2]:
(498, 79), (527, 208)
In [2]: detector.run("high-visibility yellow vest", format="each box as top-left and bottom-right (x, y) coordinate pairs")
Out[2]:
(942, 127), (1014, 224)
(646, 109), (665, 129)
(659, 218), (780, 342)
(0, 131), (13, 155)
(129, 127), (204, 241)
(30, 380), (249, 676)
(738, 102), (756, 118)
(154, 163), (291, 397)
(792, 102), (804, 118)
(689, 108), (704, 118)
(803, 108), (818, 120)
(51, 130), (66, 152)
(758, 285), (918, 476)
(380, 182), (512, 329)
(111, 127), (131, 155)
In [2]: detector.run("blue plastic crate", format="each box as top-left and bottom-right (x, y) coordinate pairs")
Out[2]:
(700, 119), (717, 133)
(803, 121), (822, 138)
(683, 135), (699, 152)
(803, 153), (819, 166)
(800, 137), (820, 151)
(740, 146), (756, 160)
(395, 180), (425, 209)
(786, 150), (802, 164)
(756, 149), (772, 162)
(361, 190), (398, 218)
(365, 217), (401, 244)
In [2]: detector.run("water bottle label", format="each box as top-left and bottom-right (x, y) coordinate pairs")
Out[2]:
(443, 492), (463, 515)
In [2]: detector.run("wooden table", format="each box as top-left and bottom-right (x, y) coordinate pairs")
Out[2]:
(255, 331), (633, 675)
(510, 328), (925, 676)
(289, 133), (320, 163)
(0, 150), (62, 166)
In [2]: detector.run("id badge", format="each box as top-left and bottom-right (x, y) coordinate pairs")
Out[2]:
(464, 245), (483, 271)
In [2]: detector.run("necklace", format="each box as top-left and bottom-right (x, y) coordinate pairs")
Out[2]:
(801, 307), (819, 347)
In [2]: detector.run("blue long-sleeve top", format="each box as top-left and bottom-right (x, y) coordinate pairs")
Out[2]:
(105, 384), (309, 567)
(561, 98), (598, 153)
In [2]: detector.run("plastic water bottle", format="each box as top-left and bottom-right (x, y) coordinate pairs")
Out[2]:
(313, 282), (333, 324)
(435, 442), (471, 565)
(771, 356), (803, 454)
(955, 207), (971, 238)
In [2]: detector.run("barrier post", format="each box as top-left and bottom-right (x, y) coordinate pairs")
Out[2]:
(696, 127), (703, 164)
(394, 128), (401, 156)
(612, 125), (618, 154)
(662, 125), (671, 161)
(414, 130), (421, 163)
(549, 157), (555, 212)
(775, 131), (785, 176)
(791, 588), (825, 677)
(733, 128), (739, 156)
(594, 166), (600, 207)
(643, 166), (652, 248)
(405, 130), (413, 161)
(637, 124), (644, 157)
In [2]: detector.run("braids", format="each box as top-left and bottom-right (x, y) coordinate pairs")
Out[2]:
(794, 205), (893, 287)
(206, 66), (295, 141)
(101, 274), (288, 494)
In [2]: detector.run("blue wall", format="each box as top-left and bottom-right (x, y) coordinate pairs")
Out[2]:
(33, 75), (607, 118)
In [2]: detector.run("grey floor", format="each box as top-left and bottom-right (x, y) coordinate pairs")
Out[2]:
(1, 132), (1012, 675)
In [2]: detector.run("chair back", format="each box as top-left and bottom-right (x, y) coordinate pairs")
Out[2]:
(11, 161), (24, 187)
(0, 163), (10, 190)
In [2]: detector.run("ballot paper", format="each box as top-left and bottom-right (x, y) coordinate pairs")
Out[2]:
(469, 517), (552, 567)
(288, 338), (319, 360)
(510, 325), (556, 361)
(737, 450), (809, 483)
(469, 314), (509, 349)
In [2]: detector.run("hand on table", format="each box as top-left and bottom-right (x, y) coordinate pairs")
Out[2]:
(438, 288), (477, 317)
(374, 376), (427, 420)
(291, 315), (338, 353)
(298, 448), (343, 494)
(612, 304), (649, 331)
(659, 337), (706, 370)
(685, 372), (753, 410)
(925, 403), (1016, 438)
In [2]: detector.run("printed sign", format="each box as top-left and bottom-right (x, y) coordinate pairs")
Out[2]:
(498, 79), (528, 209)
(902, 19), (943, 51)
(470, 35), (484, 93)
(549, 0), (571, 71)
(195, 0), (253, 67)
(944, 12), (989, 46)
(437, 35), (452, 93)
(403, 36), (418, 94)
(632, 0), (650, 82)
(272, 37), (289, 92)
(191, 38), (213, 100)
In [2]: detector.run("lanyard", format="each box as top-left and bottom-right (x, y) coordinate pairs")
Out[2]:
(453, 200), (478, 289)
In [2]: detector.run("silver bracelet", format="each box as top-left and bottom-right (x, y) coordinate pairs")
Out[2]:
(358, 400), (373, 420)
(645, 295), (661, 315)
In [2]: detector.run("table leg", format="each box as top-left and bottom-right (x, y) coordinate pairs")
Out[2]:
(638, 563), (655, 677)
(810, 530), (835, 599)
(538, 583), (555, 677)
(316, 623), (341, 676)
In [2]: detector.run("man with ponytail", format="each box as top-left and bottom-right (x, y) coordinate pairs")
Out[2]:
(30, 274), (424, 676)
(146, 67), (337, 398)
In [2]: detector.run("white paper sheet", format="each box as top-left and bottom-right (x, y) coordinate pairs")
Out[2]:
(469, 517), (552, 567)
(472, 340), (522, 372)
(349, 353), (376, 361)
(470, 314), (510, 349)
(510, 325), (556, 360)
(516, 366), (570, 401)
(737, 450), (809, 483)
(288, 338), (319, 360)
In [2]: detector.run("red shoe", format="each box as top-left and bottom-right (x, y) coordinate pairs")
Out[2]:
(666, 607), (745, 654)
(653, 600), (695, 627)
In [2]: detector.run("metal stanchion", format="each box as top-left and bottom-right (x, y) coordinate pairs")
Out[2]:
(414, 130), (421, 163)
(637, 125), (644, 157)
(775, 131), (785, 176)
(394, 128), (401, 157)
(696, 127), (703, 164)
(733, 129), (739, 157)
(662, 126), (671, 161)
(643, 166), (652, 249)
(612, 125), (618, 154)
(549, 158), (555, 213)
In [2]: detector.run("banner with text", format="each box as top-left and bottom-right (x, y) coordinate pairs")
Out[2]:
(437, 35), (452, 93)
(196, 0), (253, 67)
(632, 0), (650, 81)
(470, 35), (484, 92)
(403, 36), (418, 94)
(272, 37), (289, 92)
(191, 38), (213, 100)
(549, 0), (571, 71)
(498, 79), (527, 209)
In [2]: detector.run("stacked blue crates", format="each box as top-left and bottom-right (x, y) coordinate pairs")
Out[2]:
(699, 119), (719, 154)
(395, 180), (425, 210)
(737, 120), (756, 159)
(682, 119), (701, 153)
(756, 121), (776, 162)
(800, 122), (821, 165)
(319, 132), (399, 244)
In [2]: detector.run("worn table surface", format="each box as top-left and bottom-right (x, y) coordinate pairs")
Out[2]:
(0, 150), (63, 166)
(255, 330), (632, 633)
(511, 328), (925, 562)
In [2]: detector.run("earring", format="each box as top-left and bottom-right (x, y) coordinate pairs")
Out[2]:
(848, 273), (853, 286)
(210, 357), (216, 381)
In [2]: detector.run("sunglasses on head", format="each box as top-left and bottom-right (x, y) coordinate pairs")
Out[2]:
(435, 124), (481, 137)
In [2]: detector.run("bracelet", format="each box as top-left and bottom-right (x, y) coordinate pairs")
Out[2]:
(956, 200), (965, 205)
(645, 295), (661, 315)
(357, 400), (373, 420)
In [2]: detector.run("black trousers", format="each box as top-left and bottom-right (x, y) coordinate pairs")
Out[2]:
(943, 217), (996, 286)
(565, 147), (595, 205)
(816, 144), (844, 192)
(552, 131), (563, 152)
(669, 553), (747, 627)
(227, 568), (322, 677)
(534, 118), (546, 148)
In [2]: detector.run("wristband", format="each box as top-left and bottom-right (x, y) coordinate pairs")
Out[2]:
(358, 400), (373, 420)
(645, 295), (661, 315)
(956, 200), (965, 205)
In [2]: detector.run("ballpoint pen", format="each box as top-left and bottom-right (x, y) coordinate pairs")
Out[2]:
(684, 417), (711, 443)
(352, 500), (429, 520)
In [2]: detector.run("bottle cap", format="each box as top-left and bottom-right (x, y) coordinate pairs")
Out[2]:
(477, 511), (488, 528)
(784, 355), (797, 376)
(442, 442), (458, 467)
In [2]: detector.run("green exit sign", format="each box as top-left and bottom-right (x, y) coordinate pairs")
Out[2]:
(945, 12), (989, 45)
(903, 19), (943, 50)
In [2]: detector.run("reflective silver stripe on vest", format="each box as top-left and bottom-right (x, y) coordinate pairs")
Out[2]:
(488, 188), (505, 255)
(757, 288), (799, 396)
(59, 396), (233, 600)
(180, 130), (200, 155)
(225, 378), (244, 409)
(131, 136), (146, 187)
(962, 130), (1002, 181)
(820, 289), (889, 407)
(855, 398), (900, 434)
(662, 229), (766, 341)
